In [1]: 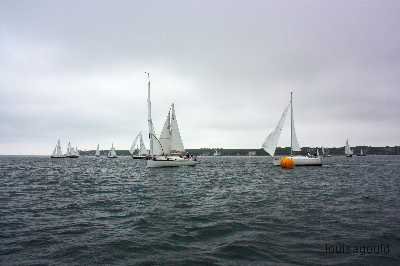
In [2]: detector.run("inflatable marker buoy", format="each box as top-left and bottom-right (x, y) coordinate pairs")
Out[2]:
(280, 156), (295, 169)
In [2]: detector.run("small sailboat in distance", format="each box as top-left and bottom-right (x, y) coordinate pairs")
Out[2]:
(66, 141), (79, 158)
(50, 139), (66, 158)
(262, 92), (322, 166)
(95, 144), (100, 157)
(345, 139), (353, 157)
(107, 143), (118, 158)
(130, 132), (148, 159)
(357, 147), (366, 156)
(145, 72), (197, 168)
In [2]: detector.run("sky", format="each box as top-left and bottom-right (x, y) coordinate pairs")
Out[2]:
(1, 0), (399, 155)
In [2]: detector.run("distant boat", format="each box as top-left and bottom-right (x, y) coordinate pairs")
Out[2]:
(130, 132), (148, 159)
(321, 146), (332, 157)
(357, 148), (366, 156)
(108, 143), (118, 158)
(345, 139), (353, 157)
(95, 144), (100, 157)
(66, 141), (79, 158)
(50, 139), (66, 158)
(262, 92), (322, 166)
(145, 73), (197, 168)
(213, 149), (221, 156)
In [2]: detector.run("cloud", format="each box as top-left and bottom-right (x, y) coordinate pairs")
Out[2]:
(1, 0), (400, 154)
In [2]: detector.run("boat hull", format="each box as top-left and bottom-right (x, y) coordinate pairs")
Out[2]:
(107, 156), (118, 158)
(67, 155), (79, 158)
(273, 156), (322, 166)
(147, 156), (197, 168)
(50, 156), (66, 158)
(131, 155), (148, 160)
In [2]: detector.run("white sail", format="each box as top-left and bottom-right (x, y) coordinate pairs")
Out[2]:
(360, 148), (363, 155)
(321, 146), (325, 156)
(139, 133), (148, 155)
(129, 133), (140, 155)
(74, 146), (80, 156)
(345, 139), (353, 155)
(66, 141), (72, 156)
(316, 148), (320, 157)
(159, 109), (171, 155)
(290, 95), (301, 152)
(95, 144), (100, 156)
(262, 104), (290, 156)
(52, 147), (57, 156)
(108, 143), (117, 157)
(170, 104), (185, 153)
(56, 139), (63, 155)
(146, 72), (163, 156)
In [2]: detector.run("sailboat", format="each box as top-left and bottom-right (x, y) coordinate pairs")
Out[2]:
(262, 92), (322, 166)
(50, 139), (66, 158)
(107, 143), (118, 158)
(66, 141), (79, 158)
(130, 132), (149, 159)
(321, 146), (332, 157)
(213, 149), (221, 156)
(145, 72), (197, 168)
(357, 148), (366, 156)
(95, 144), (101, 157)
(345, 139), (353, 157)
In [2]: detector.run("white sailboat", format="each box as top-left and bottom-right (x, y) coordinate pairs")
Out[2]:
(50, 139), (66, 158)
(66, 141), (79, 158)
(95, 144), (101, 157)
(145, 72), (197, 168)
(357, 148), (366, 156)
(130, 132), (148, 159)
(262, 92), (322, 166)
(213, 149), (221, 156)
(345, 139), (353, 157)
(108, 143), (118, 158)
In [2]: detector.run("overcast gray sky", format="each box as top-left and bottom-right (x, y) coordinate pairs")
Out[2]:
(1, 0), (399, 155)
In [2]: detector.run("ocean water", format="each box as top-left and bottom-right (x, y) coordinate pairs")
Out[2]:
(0, 155), (399, 265)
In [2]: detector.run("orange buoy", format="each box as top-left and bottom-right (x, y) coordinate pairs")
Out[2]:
(280, 156), (295, 169)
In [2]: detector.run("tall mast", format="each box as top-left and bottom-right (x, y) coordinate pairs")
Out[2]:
(146, 72), (154, 156)
(290, 91), (293, 156)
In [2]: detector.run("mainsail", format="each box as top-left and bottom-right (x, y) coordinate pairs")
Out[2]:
(290, 113), (301, 152)
(95, 144), (100, 156)
(146, 72), (163, 156)
(262, 104), (290, 156)
(159, 109), (171, 155)
(170, 104), (185, 153)
(139, 133), (148, 155)
(345, 139), (353, 155)
(129, 134), (140, 154)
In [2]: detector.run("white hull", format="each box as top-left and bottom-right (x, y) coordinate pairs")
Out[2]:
(147, 156), (197, 168)
(273, 155), (322, 166)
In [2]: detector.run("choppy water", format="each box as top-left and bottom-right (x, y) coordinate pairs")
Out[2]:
(1, 155), (399, 265)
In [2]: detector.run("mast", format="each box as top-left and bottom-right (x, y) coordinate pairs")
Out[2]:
(146, 72), (154, 156)
(290, 91), (293, 156)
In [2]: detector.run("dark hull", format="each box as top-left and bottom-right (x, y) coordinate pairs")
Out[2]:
(67, 155), (79, 158)
(346, 155), (353, 157)
(131, 155), (147, 159)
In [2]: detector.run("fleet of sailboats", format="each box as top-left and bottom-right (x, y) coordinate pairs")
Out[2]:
(49, 76), (367, 167)
(262, 92), (322, 166)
